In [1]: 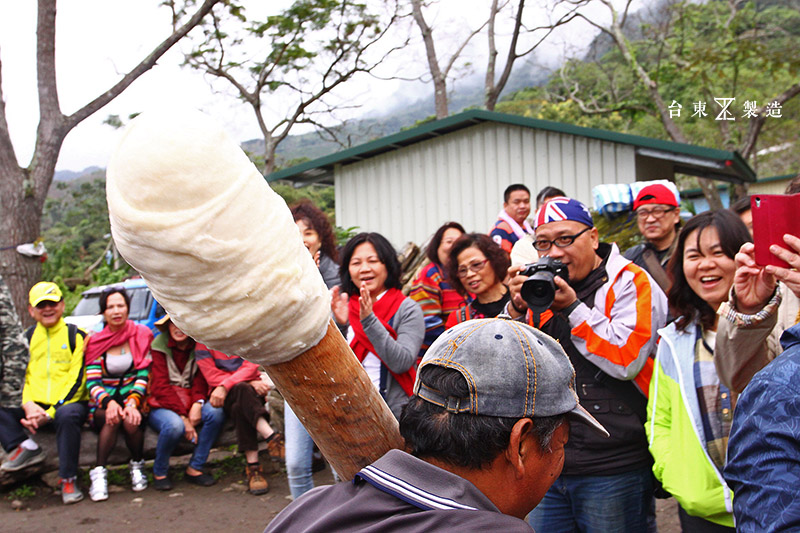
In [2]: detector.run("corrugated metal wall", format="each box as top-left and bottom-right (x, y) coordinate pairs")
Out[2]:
(335, 122), (636, 248)
(749, 179), (791, 195)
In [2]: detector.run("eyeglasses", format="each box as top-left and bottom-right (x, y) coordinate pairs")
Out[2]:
(533, 227), (591, 251)
(456, 259), (489, 278)
(636, 206), (676, 220)
(35, 300), (60, 309)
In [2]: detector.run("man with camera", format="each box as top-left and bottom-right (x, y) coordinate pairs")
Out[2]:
(506, 197), (667, 532)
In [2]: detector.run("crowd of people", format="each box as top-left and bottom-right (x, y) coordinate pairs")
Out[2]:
(2, 179), (800, 532)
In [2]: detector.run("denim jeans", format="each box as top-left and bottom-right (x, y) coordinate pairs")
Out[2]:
(284, 401), (315, 500)
(148, 404), (225, 477)
(527, 466), (654, 533)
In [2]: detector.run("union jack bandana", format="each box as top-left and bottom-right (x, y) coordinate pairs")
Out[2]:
(534, 197), (594, 229)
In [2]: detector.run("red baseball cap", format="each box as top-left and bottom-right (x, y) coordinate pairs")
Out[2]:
(633, 184), (679, 210)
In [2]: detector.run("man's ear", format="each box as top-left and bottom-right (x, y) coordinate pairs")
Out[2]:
(505, 418), (535, 479)
(590, 227), (600, 250)
(28, 305), (35, 319)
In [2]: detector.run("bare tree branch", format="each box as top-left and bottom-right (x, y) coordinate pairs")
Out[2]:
(64, 0), (222, 130)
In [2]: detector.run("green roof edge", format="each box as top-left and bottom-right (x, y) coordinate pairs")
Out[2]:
(266, 109), (756, 183)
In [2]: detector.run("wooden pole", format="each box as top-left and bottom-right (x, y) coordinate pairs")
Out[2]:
(264, 319), (404, 481)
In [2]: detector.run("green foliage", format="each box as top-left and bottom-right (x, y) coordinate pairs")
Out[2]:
(502, 0), (800, 178)
(593, 212), (643, 254)
(41, 175), (132, 313)
(7, 484), (36, 500)
(270, 181), (336, 222)
(334, 225), (360, 246)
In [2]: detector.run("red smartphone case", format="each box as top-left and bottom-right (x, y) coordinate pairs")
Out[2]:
(751, 194), (800, 269)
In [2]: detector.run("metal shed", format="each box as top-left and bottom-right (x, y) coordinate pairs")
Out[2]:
(268, 110), (755, 248)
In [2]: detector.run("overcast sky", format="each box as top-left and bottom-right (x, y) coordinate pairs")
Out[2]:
(0, 0), (603, 172)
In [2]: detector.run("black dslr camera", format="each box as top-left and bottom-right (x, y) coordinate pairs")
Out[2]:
(519, 257), (569, 312)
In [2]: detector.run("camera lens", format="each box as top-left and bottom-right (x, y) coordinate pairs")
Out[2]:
(521, 272), (556, 310)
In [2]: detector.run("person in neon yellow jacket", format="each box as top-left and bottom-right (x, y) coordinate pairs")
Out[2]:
(20, 282), (88, 504)
(646, 210), (752, 531)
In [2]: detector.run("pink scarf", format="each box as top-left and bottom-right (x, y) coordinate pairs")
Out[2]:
(84, 320), (153, 370)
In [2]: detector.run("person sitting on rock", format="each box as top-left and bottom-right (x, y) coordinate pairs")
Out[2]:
(195, 324), (278, 496)
(147, 315), (224, 490)
(7, 282), (88, 504)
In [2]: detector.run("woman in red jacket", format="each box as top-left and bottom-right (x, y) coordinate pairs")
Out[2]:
(147, 316), (224, 491)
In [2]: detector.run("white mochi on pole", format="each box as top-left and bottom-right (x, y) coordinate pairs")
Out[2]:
(106, 109), (330, 364)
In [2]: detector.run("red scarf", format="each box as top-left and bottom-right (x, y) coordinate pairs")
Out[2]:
(84, 320), (153, 370)
(348, 288), (416, 396)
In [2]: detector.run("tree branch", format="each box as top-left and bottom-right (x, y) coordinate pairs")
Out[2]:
(64, 0), (222, 130)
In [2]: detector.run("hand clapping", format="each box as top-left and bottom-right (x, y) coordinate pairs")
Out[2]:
(359, 281), (373, 320)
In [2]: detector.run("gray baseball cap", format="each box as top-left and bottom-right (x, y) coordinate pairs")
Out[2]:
(416, 317), (609, 437)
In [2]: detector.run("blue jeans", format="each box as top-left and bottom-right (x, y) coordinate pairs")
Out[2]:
(527, 466), (654, 533)
(284, 401), (315, 499)
(148, 404), (225, 477)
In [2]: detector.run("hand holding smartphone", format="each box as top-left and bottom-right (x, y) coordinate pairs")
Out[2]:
(751, 194), (800, 269)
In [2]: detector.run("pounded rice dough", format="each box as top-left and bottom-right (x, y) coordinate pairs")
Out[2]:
(106, 109), (330, 364)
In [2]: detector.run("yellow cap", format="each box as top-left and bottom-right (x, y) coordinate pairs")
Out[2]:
(29, 281), (63, 307)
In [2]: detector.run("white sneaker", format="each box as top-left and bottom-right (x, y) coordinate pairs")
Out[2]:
(89, 466), (108, 502)
(130, 459), (148, 492)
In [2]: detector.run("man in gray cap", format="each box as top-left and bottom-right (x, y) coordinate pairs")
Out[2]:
(265, 318), (607, 532)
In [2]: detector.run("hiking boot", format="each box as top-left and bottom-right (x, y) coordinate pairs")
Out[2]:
(130, 459), (148, 492)
(266, 432), (284, 462)
(246, 463), (269, 495)
(0, 445), (45, 472)
(61, 477), (84, 505)
(89, 466), (108, 502)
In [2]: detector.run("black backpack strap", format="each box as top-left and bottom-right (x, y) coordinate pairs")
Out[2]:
(55, 324), (87, 409)
(67, 323), (86, 354)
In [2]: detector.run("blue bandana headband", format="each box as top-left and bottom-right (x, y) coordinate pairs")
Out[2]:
(534, 197), (594, 229)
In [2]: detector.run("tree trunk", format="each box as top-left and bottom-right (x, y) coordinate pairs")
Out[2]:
(0, 0), (222, 319)
(0, 165), (43, 327)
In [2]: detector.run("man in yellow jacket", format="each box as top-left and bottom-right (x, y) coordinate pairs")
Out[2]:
(20, 282), (87, 504)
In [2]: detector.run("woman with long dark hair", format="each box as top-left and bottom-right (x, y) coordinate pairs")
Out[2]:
(409, 221), (466, 352)
(445, 233), (511, 328)
(331, 232), (424, 418)
(84, 288), (152, 501)
(647, 210), (751, 531)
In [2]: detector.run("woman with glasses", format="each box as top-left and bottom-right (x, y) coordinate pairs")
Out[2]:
(445, 233), (511, 328)
(647, 210), (751, 531)
(83, 288), (152, 501)
(331, 232), (424, 420)
(409, 221), (467, 354)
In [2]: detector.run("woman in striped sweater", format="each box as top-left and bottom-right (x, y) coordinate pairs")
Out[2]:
(83, 288), (152, 501)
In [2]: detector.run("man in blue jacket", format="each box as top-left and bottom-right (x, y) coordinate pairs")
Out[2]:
(724, 323), (800, 531)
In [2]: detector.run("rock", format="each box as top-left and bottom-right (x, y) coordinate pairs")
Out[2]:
(230, 482), (247, 492)
(109, 485), (125, 493)
(131, 497), (143, 507)
(10, 499), (24, 510)
(168, 492), (184, 498)
(41, 471), (61, 489)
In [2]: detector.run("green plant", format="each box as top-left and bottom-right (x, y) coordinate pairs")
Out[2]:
(335, 225), (360, 246)
(7, 484), (35, 500)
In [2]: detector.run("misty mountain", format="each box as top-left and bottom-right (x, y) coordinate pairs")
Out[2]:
(244, 63), (551, 170)
(54, 166), (102, 182)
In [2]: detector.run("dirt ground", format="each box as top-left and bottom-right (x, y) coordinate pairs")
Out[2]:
(2, 459), (681, 533)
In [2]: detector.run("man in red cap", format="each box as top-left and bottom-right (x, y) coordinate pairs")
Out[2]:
(624, 183), (681, 290)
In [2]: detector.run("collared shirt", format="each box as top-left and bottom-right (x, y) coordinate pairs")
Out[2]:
(264, 449), (533, 532)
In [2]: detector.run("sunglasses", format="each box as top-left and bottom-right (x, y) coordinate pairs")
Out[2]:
(35, 300), (61, 309)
